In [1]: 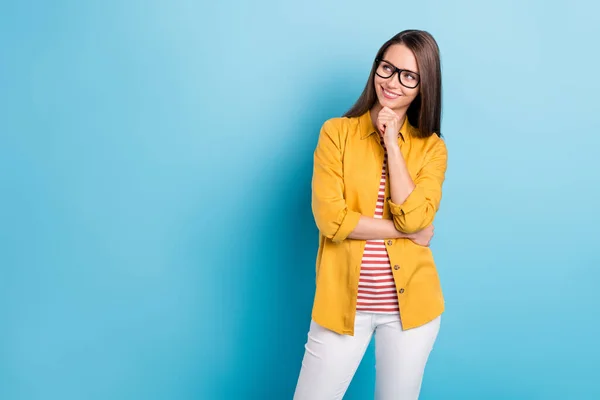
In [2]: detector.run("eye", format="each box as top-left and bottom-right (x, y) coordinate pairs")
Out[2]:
(383, 64), (393, 72)
(402, 72), (417, 81)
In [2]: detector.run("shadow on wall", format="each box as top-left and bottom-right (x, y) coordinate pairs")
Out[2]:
(217, 68), (365, 398)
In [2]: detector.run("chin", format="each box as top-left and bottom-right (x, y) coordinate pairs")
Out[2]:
(375, 90), (396, 108)
(377, 96), (401, 109)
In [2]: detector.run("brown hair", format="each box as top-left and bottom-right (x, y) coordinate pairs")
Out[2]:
(344, 30), (442, 138)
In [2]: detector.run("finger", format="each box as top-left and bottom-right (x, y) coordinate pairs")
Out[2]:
(381, 107), (398, 118)
(379, 120), (393, 130)
(380, 116), (398, 128)
(381, 110), (395, 120)
(379, 117), (394, 128)
(380, 107), (395, 117)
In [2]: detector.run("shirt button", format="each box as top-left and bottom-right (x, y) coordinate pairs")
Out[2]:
(387, 240), (393, 246)
(399, 288), (405, 294)
(393, 265), (400, 270)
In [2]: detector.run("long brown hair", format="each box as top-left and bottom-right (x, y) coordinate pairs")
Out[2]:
(344, 30), (442, 138)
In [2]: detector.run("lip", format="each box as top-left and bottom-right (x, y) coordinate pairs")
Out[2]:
(381, 85), (401, 99)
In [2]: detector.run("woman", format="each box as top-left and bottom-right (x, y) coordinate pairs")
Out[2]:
(293, 30), (448, 400)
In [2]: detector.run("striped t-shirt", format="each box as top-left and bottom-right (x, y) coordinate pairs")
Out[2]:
(356, 141), (400, 314)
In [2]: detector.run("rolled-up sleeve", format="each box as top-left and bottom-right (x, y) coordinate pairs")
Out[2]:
(388, 138), (448, 233)
(311, 120), (361, 243)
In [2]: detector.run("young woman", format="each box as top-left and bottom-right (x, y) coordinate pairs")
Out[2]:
(293, 30), (447, 400)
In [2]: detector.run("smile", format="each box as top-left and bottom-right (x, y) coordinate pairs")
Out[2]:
(381, 86), (401, 99)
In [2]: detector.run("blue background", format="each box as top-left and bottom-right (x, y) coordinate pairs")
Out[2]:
(2, 0), (599, 399)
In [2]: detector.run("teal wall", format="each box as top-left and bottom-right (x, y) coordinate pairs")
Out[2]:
(2, 1), (599, 398)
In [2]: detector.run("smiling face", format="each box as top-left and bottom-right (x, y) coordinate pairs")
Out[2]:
(374, 43), (420, 114)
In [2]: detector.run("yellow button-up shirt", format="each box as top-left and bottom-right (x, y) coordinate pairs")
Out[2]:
(311, 110), (448, 335)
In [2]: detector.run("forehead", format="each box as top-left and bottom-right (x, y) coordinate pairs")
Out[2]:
(382, 44), (418, 73)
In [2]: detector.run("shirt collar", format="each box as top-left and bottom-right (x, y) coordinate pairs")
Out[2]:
(358, 109), (411, 142)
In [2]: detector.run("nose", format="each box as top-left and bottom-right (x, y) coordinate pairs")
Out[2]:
(385, 74), (402, 90)
(383, 71), (402, 87)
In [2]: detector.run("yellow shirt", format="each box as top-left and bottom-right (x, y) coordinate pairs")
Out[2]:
(310, 110), (448, 335)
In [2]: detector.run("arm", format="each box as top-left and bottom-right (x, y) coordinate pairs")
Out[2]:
(386, 142), (416, 207)
(385, 138), (447, 234)
(376, 107), (447, 234)
(347, 217), (412, 240)
(311, 120), (407, 242)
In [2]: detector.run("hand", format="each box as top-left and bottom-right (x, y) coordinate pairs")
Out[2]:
(409, 225), (434, 247)
(377, 107), (402, 143)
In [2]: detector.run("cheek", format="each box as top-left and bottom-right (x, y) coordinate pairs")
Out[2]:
(404, 88), (419, 101)
(373, 76), (386, 89)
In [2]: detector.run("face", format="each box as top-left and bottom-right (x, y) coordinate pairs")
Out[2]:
(374, 44), (420, 112)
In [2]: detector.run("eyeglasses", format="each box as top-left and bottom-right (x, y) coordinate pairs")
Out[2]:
(375, 58), (420, 89)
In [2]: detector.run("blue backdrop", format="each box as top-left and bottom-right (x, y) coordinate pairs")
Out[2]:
(2, 1), (599, 399)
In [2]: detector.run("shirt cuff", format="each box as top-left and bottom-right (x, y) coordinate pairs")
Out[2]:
(388, 186), (426, 216)
(331, 209), (361, 243)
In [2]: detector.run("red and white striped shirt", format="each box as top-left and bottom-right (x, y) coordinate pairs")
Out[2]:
(356, 142), (399, 314)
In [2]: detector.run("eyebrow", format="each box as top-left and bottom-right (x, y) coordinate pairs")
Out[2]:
(381, 59), (419, 75)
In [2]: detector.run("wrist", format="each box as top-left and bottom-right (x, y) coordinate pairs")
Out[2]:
(398, 230), (413, 239)
(384, 137), (400, 150)
(386, 220), (402, 238)
(389, 221), (411, 239)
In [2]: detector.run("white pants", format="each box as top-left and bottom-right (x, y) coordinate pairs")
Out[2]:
(293, 312), (441, 400)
